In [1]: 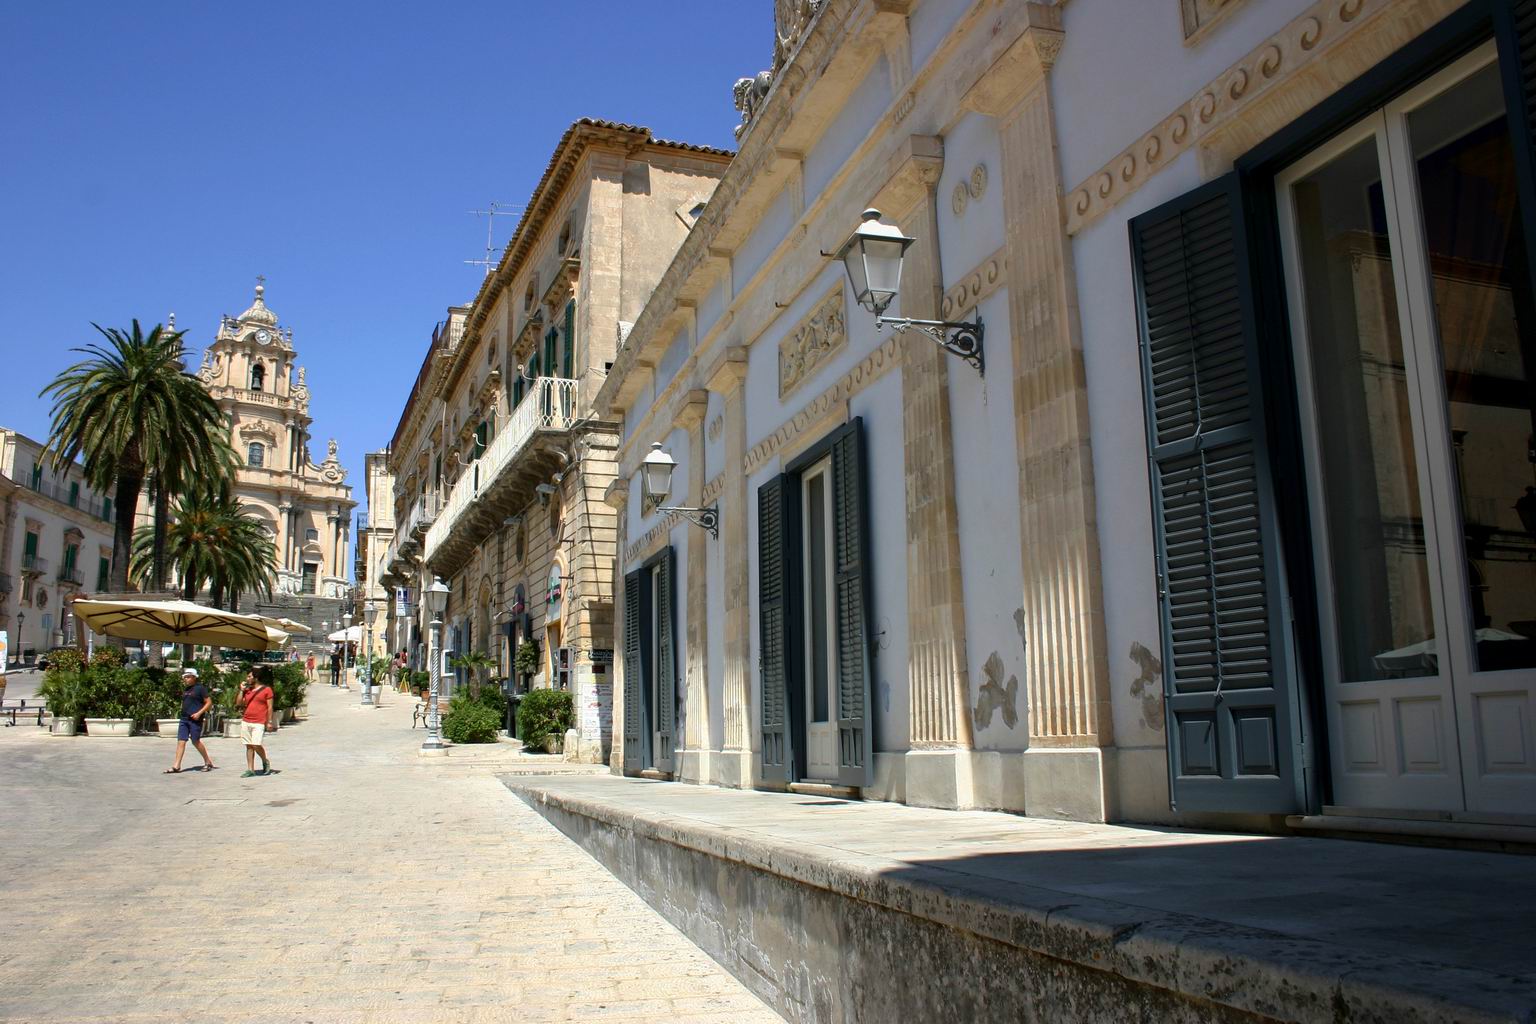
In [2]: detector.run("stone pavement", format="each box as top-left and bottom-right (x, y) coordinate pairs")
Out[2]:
(506, 775), (1536, 1023)
(0, 680), (782, 1024)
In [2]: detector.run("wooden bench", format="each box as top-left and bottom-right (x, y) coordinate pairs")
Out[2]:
(1, 699), (50, 727)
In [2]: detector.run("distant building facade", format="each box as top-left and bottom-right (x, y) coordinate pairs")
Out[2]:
(383, 120), (732, 758)
(193, 282), (357, 602)
(0, 429), (115, 662)
(356, 448), (394, 662)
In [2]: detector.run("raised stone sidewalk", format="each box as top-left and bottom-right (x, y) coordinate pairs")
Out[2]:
(504, 774), (1536, 1024)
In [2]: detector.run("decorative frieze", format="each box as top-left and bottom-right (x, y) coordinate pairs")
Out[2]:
(778, 288), (846, 400)
(746, 333), (903, 477)
(1066, 0), (1456, 236)
(941, 248), (1008, 321)
(950, 164), (988, 217)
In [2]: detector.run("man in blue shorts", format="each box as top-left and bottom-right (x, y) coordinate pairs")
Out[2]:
(165, 668), (216, 774)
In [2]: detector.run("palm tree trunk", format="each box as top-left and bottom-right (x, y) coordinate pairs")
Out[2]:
(182, 573), (198, 662)
(106, 468), (143, 650)
(151, 474), (169, 592)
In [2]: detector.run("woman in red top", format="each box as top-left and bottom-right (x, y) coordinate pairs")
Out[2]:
(236, 666), (277, 777)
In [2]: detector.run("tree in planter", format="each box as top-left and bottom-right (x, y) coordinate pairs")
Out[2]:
(513, 640), (539, 683)
(517, 688), (574, 752)
(448, 650), (496, 699)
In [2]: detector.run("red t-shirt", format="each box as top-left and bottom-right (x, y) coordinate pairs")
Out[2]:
(241, 685), (275, 724)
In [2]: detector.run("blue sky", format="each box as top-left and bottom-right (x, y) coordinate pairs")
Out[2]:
(0, 1), (770, 521)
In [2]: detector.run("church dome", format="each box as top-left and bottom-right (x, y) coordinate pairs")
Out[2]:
(238, 280), (279, 327)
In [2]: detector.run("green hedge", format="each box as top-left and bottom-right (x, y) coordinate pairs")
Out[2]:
(441, 698), (500, 743)
(518, 688), (573, 750)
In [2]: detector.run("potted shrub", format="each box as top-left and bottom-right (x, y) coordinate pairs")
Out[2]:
(37, 666), (84, 736)
(517, 687), (573, 754)
(440, 695), (500, 744)
(514, 640), (539, 680)
(151, 668), (183, 737)
(82, 665), (155, 737)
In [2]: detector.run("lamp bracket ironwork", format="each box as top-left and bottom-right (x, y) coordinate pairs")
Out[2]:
(657, 504), (720, 540)
(876, 314), (984, 376)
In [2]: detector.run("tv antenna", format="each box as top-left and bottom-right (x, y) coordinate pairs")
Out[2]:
(465, 201), (521, 276)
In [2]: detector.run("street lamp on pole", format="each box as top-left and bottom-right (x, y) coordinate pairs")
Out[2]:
(341, 609), (353, 690)
(420, 577), (449, 755)
(15, 612), (24, 669)
(361, 600), (378, 707)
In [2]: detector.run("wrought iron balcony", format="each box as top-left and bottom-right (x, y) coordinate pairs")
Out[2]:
(20, 554), (48, 577)
(57, 566), (85, 587)
(424, 377), (578, 570)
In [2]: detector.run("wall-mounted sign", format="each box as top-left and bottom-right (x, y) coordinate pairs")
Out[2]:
(589, 648), (614, 665)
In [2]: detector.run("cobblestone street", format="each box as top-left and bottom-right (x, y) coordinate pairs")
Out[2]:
(0, 678), (781, 1024)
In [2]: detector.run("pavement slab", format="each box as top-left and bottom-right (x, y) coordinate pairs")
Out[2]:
(0, 677), (781, 1024)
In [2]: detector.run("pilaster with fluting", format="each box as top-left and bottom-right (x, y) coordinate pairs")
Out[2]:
(704, 349), (751, 768)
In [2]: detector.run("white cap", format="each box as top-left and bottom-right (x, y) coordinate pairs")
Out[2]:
(182, 667), (199, 678)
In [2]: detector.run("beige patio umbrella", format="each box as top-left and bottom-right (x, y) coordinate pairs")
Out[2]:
(259, 616), (311, 635)
(72, 599), (289, 651)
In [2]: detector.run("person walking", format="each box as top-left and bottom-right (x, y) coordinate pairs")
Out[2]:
(164, 668), (215, 774)
(236, 666), (277, 777)
(305, 653), (315, 682)
(329, 648), (341, 687)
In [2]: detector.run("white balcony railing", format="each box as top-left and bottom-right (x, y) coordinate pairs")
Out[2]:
(424, 377), (577, 562)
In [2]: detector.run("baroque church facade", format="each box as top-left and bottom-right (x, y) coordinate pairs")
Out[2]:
(194, 280), (357, 601)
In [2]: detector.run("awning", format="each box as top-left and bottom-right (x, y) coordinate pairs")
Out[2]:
(72, 599), (289, 651)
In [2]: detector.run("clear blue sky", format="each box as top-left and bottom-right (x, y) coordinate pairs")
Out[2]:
(0, 1), (769, 521)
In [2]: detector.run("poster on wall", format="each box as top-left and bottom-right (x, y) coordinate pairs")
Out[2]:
(0, 630), (8, 673)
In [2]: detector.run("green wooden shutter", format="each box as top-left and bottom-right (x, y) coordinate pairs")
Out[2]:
(23, 532), (37, 565)
(830, 420), (873, 787)
(544, 327), (558, 378)
(68, 482), (79, 507)
(513, 374), (524, 408)
(102, 497), (112, 522)
(474, 422), (487, 460)
(757, 475), (794, 780)
(562, 301), (575, 378)
(1130, 173), (1302, 814)
(29, 464), (41, 489)
(622, 570), (643, 772)
(655, 548), (677, 771)
(1495, 1), (1536, 303)
(97, 556), (109, 591)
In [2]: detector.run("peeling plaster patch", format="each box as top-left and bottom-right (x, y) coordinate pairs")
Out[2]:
(974, 652), (1019, 730)
(879, 679), (892, 714)
(1129, 642), (1165, 732)
(1013, 607), (1027, 652)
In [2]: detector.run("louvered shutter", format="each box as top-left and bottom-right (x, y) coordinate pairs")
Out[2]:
(758, 475), (794, 780)
(655, 547), (677, 771)
(562, 301), (575, 378)
(1130, 173), (1302, 814)
(830, 421), (872, 787)
(1495, 1), (1536, 301)
(622, 570), (643, 772)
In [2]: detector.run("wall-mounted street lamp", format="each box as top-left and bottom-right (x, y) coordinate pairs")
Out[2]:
(835, 208), (984, 376)
(641, 443), (718, 540)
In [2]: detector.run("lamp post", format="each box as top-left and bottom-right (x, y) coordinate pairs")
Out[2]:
(834, 208), (985, 375)
(420, 577), (449, 755)
(341, 609), (353, 690)
(15, 612), (23, 669)
(361, 600), (378, 707)
(640, 443), (719, 538)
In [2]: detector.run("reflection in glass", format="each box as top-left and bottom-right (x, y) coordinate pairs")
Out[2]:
(1291, 137), (1439, 680)
(1409, 63), (1536, 671)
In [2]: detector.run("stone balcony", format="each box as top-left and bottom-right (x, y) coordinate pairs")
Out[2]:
(423, 377), (577, 577)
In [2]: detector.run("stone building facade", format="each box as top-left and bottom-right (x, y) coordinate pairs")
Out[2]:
(382, 120), (732, 760)
(194, 282), (357, 606)
(0, 429), (116, 662)
(355, 449), (394, 663)
(599, 0), (1535, 839)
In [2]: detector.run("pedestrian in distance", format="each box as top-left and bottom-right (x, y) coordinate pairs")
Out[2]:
(305, 653), (315, 682)
(165, 668), (216, 774)
(329, 648), (341, 687)
(236, 666), (277, 777)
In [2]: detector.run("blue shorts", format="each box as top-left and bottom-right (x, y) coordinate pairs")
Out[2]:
(177, 719), (203, 742)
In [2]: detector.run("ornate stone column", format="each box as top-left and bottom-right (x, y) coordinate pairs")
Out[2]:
(603, 478), (630, 775)
(704, 348), (751, 788)
(965, 6), (1115, 820)
(673, 390), (711, 783)
(873, 139), (979, 808)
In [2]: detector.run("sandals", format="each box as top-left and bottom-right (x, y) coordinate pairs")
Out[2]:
(163, 767), (182, 774)
(199, 764), (218, 772)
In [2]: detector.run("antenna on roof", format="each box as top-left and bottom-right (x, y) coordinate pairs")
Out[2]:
(464, 201), (522, 276)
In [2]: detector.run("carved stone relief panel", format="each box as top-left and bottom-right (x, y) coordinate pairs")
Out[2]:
(778, 287), (846, 400)
(1181, 0), (1246, 45)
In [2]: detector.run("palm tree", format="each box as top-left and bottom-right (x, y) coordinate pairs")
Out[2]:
(128, 484), (276, 606)
(42, 321), (228, 597)
(449, 650), (497, 699)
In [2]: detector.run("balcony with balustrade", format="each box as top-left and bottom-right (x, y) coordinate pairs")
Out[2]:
(423, 377), (578, 575)
(57, 565), (85, 587)
(20, 554), (49, 577)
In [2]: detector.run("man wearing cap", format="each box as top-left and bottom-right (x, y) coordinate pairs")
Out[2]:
(165, 668), (216, 774)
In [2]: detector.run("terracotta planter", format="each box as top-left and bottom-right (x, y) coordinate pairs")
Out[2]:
(50, 717), (78, 737)
(84, 718), (134, 737)
(155, 718), (182, 737)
